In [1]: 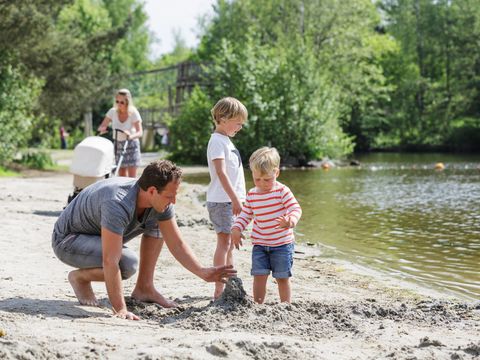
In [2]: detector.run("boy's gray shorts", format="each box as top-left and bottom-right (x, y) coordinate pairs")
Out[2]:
(206, 202), (234, 234)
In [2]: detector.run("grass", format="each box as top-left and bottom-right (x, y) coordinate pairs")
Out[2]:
(0, 166), (19, 177)
(1, 148), (70, 176)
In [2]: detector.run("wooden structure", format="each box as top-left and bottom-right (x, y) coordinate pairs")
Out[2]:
(113, 61), (206, 149)
(173, 62), (204, 112)
(84, 61), (206, 140)
(123, 61), (205, 124)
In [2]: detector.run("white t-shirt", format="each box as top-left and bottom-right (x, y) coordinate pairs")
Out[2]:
(106, 108), (142, 141)
(206, 133), (246, 203)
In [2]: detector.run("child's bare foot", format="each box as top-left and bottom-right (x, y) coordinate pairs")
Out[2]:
(68, 270), (99, 306)
(213, 283), (225, 300)
(131, 288), (178, 308)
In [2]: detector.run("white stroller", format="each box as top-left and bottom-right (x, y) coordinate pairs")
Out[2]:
(67, 130), (128, 204)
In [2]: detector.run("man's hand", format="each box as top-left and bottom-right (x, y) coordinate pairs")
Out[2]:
(231, 228), (244, 250)
(275, 215), (296, 229)
(200, 265), (237, 283)
(114, 309), (140, 321)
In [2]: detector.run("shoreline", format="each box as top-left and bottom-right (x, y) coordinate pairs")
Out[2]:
(0, 173), (479, 359)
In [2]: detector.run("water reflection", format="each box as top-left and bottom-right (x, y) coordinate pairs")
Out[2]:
(184, 153), (480, 300)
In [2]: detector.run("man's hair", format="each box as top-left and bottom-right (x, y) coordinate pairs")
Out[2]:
(249, 147), (280, 175)
(211, 97), (248, 124)
(138, 160), (183, 192)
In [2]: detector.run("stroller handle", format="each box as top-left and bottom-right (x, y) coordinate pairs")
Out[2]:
(113, 129), (129, 176)
(97, 128), (126, 135)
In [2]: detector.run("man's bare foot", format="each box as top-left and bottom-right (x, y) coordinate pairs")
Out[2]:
(68, 270), (99, 306)
(131, 288), (177, 308)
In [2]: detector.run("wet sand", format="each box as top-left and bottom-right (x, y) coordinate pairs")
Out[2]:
(0, 172), (479, 359)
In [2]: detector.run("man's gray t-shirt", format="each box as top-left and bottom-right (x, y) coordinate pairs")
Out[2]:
(54, 177), (174, 242)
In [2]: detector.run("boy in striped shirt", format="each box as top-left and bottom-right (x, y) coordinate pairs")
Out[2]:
(231, 147), (302, 303)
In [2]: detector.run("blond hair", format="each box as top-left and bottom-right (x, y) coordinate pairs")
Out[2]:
(249, 147), (280, 175)
(211, 97), (248, 124)
(114, 88), (136, 115)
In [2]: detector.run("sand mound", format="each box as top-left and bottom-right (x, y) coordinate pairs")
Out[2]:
(213, 276), (254, 309)
(125, 285), (479, 342)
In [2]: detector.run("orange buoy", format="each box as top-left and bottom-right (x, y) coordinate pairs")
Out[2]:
(321, 162), (331, 170)
(434, 162), (445, 170)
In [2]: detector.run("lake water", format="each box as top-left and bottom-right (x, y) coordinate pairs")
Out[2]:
(184, 153), (480, 300)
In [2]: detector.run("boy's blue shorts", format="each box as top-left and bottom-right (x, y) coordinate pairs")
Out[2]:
(251, 243), (294, 279)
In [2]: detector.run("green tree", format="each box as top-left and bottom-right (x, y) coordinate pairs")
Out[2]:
(0, 0), (152, 163)
(171, 0), (389, 162)
(169, 87), (212, 164)
(379, 0), (480, 149)
(0, 65), (41, 165)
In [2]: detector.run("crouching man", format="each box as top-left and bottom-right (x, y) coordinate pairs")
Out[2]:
(52, 160), (236, 320)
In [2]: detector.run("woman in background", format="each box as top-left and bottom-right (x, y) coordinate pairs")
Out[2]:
(98, 89), (143, 178)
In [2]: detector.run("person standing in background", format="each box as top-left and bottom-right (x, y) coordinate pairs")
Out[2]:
(60, 126), (69, 149)
(98, 89), (143, 178)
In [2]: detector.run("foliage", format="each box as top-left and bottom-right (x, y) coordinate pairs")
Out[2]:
(64, 126), (86, 149)
(170, 0), (387, 162)
(0, 64), (41, 166)
(0, 167), (18, 177)
(105, 0), (151, 72)
(178, 0), (480, 155)
(153, 31), (192, 66)
(0, 0), (151, 164)
(1, 0), (134, 121)
(168, 87), (213, 164)
(47, 0), (150, 120)
(446, 118), (480, 152)
(2, 0), (480, 165)
(127, 34), (194, 111)
(16, 151), (55, 170)
(205, 36), (353, 163)
(378, 0), (480, 148)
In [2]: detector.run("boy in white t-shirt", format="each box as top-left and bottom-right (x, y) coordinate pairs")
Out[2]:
(206, 97), (248, 299)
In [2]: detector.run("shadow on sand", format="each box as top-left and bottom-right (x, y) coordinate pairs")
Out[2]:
(33, 210), (62, 217)
(0, 297), (109, 319)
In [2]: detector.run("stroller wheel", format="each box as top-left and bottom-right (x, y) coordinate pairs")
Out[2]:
(67, 189), (82, 204)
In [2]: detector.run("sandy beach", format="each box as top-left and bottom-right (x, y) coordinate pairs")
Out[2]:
(0, 170), (479, 359)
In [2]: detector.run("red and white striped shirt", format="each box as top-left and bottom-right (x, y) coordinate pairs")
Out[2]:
(232, 181), (302, 247)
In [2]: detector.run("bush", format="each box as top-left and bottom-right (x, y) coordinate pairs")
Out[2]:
(168, 87), (212, 164)
(16, 151), (55, 170)
(0, 64), (41, 166)
(205, 38), (353, 164)
(446, 117), (480, 152)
